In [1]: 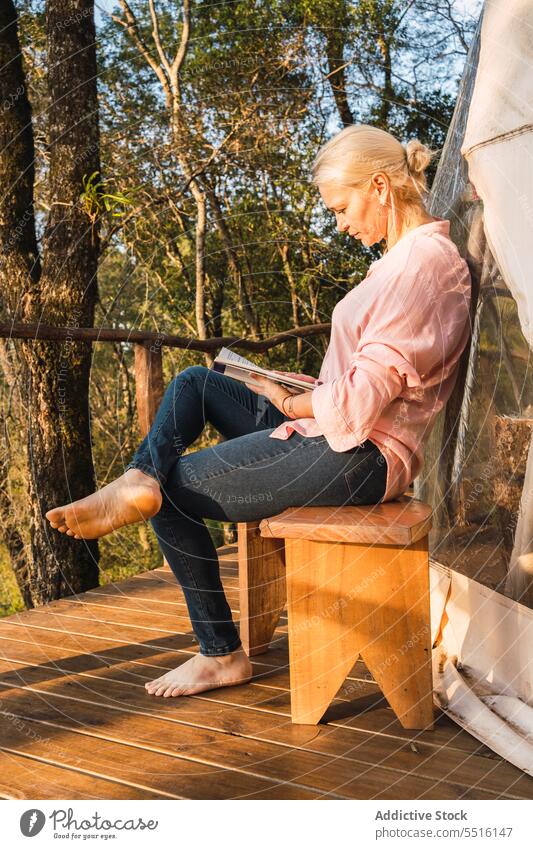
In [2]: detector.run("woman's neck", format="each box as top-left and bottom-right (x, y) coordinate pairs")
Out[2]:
(385, 210), (436, 252)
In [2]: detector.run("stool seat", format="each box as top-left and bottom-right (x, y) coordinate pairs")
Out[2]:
(238, 497), (435, 730)
(259, 496), (432, 546)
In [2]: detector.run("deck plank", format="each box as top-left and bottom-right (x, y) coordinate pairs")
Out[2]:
(0, 751), (167, 799)
(0, 647), (530, 798)
(0, 701), (319, 800)
(0, 610), (511, 756)
(0, 684), (451, 799)
(0, 675), (509, 800)
(0, 553), (531, 800)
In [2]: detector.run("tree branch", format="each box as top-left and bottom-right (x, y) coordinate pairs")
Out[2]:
(114, 0), (171, 103)
(148, 0), (172, 77)
(170, 0), (191, 93)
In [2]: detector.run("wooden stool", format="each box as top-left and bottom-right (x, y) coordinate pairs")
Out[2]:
(238, 496), (434, 730)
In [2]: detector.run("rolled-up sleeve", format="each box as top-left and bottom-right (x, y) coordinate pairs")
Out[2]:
(311, 340), (422, 450)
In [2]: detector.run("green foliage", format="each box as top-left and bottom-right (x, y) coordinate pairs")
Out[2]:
(80, 171), (138, 225)
(0, 546), (24, 617)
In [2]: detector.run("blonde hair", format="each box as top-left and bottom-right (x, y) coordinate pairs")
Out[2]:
(311, 124), (439, 236)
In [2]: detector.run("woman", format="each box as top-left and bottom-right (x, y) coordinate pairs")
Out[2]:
(45, 124), (472, 699)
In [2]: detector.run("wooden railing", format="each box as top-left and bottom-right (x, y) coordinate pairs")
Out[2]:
(0, 321), (331, 437)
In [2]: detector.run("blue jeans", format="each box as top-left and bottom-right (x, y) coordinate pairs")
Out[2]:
(125, 365), (388, 656)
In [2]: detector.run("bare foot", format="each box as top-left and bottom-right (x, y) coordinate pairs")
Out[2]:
(44, 468), (162, 540)
(145, 647), (253, 697)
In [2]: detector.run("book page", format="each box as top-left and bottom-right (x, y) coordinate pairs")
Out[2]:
(216, 347), (256, 370)
(213, 346), (316, 391)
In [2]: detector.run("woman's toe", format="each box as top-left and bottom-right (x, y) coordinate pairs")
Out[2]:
(45, 508), (65, 523)
(66, 529), (75, 536)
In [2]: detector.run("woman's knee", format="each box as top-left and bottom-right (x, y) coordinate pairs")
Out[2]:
(175, 365), (209, 385)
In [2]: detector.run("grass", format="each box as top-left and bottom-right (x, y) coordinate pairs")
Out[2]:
(0, 545), (25, 618)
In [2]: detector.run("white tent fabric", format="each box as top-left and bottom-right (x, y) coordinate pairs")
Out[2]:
(461, 0), (533, 601)
(461, 0), (533, 152)
(430, 563), (533, 776)
(461, 0), (533, 347)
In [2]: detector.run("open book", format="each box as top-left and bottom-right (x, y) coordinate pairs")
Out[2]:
(211, 347), (319, 393)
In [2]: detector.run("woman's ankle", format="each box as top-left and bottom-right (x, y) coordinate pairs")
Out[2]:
(203, 646), (248, 664)
(124, 467), (161, 489)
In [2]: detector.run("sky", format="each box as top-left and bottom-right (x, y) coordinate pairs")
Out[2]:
(93, 1), (484, 34)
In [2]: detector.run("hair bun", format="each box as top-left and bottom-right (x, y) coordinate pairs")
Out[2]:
(404, 139), (434, 175)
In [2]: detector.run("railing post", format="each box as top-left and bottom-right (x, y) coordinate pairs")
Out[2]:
(134, 341), (165, 437)
(133, 341), (167, 569)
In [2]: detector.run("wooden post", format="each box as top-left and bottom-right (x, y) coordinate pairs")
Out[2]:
(133, 342), (166, 569)
(134, 342), (165, 437)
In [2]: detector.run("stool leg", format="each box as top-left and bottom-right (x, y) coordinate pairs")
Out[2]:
(285, 536), (434, 729)
(356, 535), (434, 731)
(285, 537), (363, 724)
(238, 521), (286, 656)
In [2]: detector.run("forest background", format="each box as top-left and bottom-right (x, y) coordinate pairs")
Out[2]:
(5, 0), (518, 619)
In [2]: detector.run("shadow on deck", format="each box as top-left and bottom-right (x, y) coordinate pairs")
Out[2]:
(0, 544), (531, 800)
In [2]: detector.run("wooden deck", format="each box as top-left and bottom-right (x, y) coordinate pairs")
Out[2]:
(0, 544), (531, 801)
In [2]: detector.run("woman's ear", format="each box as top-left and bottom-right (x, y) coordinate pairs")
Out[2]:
(371, 173), (382, 200)
(372, 173), (390, 207)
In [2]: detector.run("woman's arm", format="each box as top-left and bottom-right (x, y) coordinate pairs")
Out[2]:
(284, 388), (314, 418)
(244, 373), (315, 417)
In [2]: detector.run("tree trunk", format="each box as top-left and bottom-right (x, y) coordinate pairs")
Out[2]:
(376, 36), (394, 125)
(0, 1), (41, 310)
(320, 0), (353, 127)
(202, 178), (261, 340)
(0, 2), (40, 602)
(325, 29), (353, 127)
(279, 242), (302, 364)
(0, 0), (101, 604)
(491, 415), (533, 558)
(485, 296), (523, 412)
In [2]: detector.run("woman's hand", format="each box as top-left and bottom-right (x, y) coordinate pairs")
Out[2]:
(271, 369), (317, 385)
(244, 373), (298, 414)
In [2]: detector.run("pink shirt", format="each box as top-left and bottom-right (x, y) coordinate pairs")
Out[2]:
(269, 218), (472, 502)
